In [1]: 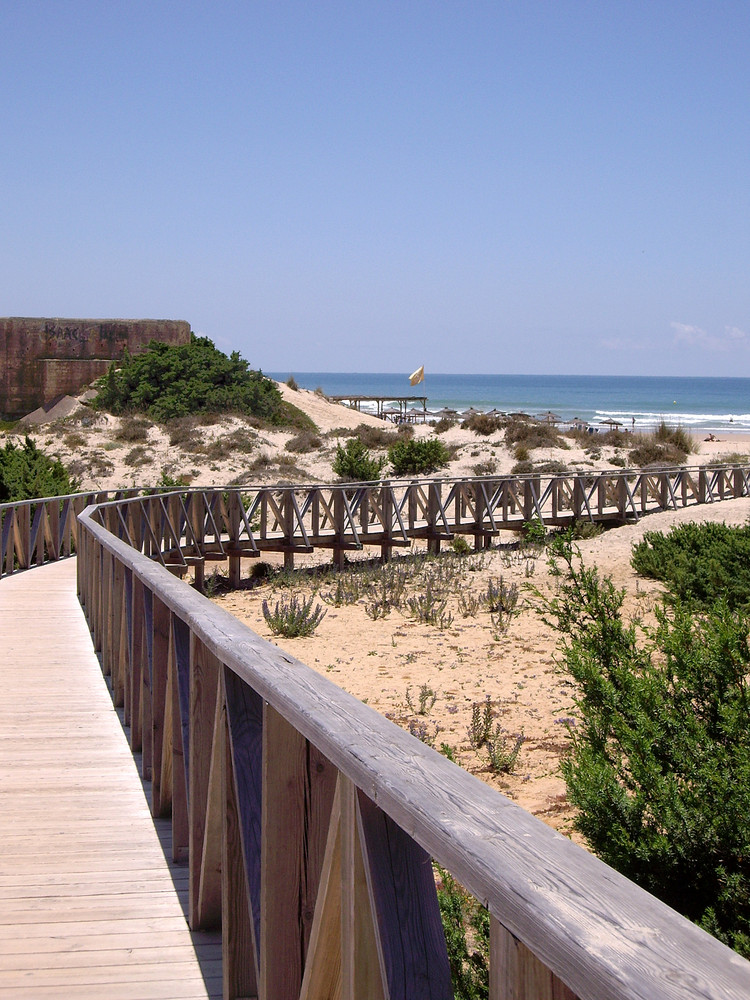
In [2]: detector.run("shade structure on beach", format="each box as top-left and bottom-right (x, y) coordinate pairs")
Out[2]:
(538, 411), (562, 424)
(599, 417), (623, 428)
(570, 417), (589, 430)
(434, 407), (458, 418)
(460, 407), (481, 419)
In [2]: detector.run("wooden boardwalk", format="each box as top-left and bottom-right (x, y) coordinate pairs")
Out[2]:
(0, 559), (222, 999)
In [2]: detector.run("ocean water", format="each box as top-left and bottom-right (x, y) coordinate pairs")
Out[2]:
(269, 372), (750, 434)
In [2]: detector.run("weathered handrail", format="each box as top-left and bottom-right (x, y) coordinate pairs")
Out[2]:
(76, 463), (750, 589)
(0, 488), (140, 578)
(69, 480), (750, 999)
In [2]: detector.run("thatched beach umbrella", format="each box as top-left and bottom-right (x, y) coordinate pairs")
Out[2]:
(538, 410), (562, 425)
(599, 417), (623, 429)
(434, 407), (458, 418)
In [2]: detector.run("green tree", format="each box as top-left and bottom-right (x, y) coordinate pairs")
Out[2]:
(538, 534), (750, 956)
(93, 334), (296, 424)
(0, 437), (78, 502)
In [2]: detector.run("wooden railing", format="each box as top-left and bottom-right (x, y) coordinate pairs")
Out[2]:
(69, 475), (750, 999)
(0, 489), (139, 579)
(76, 463), (750, 590)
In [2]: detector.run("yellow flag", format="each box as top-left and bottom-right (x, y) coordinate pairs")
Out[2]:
(409, 365), (424, 386)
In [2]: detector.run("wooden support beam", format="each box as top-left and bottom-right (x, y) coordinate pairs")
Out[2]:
(490, 919), (578, 1000)
(299, 780), (343, 1000)
(341, 777), (386, 1000)
(188, 635), (221, 928)
(222, 674), (259, 998)
(150, 595), (170, 816)
(357, 787), (452, 1000)
(170, 613), (190, 863)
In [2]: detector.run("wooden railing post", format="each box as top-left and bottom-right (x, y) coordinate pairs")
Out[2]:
(428, 482), (442, 554)
(333, 489), (345, 569)
(381, 483), (393, 562)
(228, 489), (242, 587)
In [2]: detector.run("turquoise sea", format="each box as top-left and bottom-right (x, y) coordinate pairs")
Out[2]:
(269, 372), (750, 435)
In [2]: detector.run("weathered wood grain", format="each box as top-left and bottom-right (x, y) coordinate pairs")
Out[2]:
(0, 559), (220, 998)
(78, 500), (750, 1000)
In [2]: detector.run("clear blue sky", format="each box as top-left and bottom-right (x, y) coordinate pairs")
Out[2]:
(2, 1), (748, 377)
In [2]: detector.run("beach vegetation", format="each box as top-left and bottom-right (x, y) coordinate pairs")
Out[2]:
(472, 459), (497, 476)
(566, 427), (630, 448)
(352, 423), (398, 449)
(467, 696), (495, 750)
(435, 865), (489, 1000)
(484, 727), (525, 773)
(93, 334), (313, 428)
(124, 446), (149, 467)
(389, 438), (451, 475)
(511, 459), (533, 474)
(631, 521), (750, 611)
(463, 412), (502, 436)
(450, 535), (472, 556)
(0, 436), (79, 502)
(628, 421), (694, 468)
(432, 416), (457, 434)
(332, 437), (385, 481)
(538, 532), (750, 957)
(406, 584), (454, 628)
(504, 416), (567, 451)
(261, 592), (327, 637)
(285, 429), (322, 453)
(114, 415), (152, 443)
(570, 519), (603, 540)
(405, 683), (438, 715)
(285, 375), (299, 391)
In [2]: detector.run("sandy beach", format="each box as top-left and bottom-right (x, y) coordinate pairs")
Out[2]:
(5, 382), (750, 839)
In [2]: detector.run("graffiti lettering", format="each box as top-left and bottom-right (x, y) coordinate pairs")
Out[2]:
(44, 323), (82, 342)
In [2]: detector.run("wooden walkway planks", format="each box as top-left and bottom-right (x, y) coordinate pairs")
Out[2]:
(0, 559), (222, 999)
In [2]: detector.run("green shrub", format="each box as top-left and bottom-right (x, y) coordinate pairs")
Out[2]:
(628, 422), (694, 467)
(285, 429), (322, 453)
(114, 415), (152, 443)
(262, 593), (327, 637)
(505, 416), (566, 450)
(0, 437), (79, 502)
(388, 438), (450, 475)
(93, 334), (289, 424)
(332, 438), (385, 482)
(632, 521), (750, 610)
(463, 412), (502, 436)
(433, 417), (456, 434)
(436, 866), (489, 1000)
(472, 459), (497, 476)
(539, 535), (750, 957)
(352, 423), (398, 449)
